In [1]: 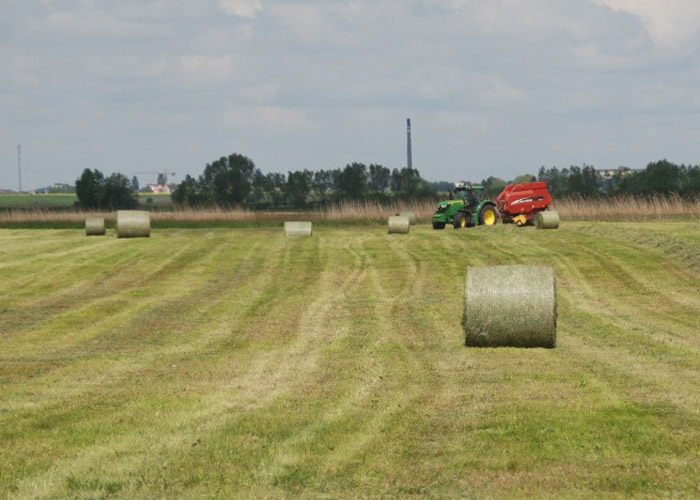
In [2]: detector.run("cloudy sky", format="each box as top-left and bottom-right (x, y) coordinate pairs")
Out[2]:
(2, 0), (700, 189)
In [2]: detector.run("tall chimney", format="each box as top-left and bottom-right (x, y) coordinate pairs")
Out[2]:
(406, 118), (413, 169)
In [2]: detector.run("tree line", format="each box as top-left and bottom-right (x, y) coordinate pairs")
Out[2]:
(170, 153), (436, 209)
(74, 155), (700, 210)
(537, 160), (700, 197)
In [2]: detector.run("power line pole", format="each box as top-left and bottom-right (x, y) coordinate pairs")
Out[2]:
(17, 144), (22, 193)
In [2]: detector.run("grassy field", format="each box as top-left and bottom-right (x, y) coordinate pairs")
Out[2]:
(0, 193), (172, 209)
(0, 194), (78, 208)
(1, 222), (699, 498)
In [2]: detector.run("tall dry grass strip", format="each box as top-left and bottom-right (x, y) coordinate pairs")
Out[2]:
(398, 211), (417, 225)
(553, 194), (700, 221)
(85, 217), (106, 236)
(463, 265), (557, 348)
(116, 210), (151, 238)
(534, 211), (560, 229)
(284, 221), (312, 237)
(388, 215), (410, 234)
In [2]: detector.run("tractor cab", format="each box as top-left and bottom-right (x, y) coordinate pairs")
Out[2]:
(453, 185), (483, 210)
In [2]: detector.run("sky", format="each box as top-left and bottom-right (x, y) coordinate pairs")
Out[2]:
(2, 0), (700, 190)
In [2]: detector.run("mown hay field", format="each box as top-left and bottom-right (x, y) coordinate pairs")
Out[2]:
(1, 222), (699, 498)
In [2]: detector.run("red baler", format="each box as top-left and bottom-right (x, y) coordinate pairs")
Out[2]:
(496, 181), (553, 226)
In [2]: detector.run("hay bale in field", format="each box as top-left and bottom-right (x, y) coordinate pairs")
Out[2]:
(284, 221), (312, 237)
(534, 210), (560, 229)
(388, 215), (410, 234)
(397, 211), (416, 225)
(463, 265), (557, 348)
(116, 210), (151, 238)
(85, 217), (106, 236)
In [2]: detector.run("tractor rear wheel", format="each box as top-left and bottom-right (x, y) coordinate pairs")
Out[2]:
(479, 204), (498, 226)
(453, 211), (468, 229)
(432, 222), (445, 229)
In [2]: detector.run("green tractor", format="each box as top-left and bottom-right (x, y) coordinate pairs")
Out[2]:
(431, 185), (499, 229)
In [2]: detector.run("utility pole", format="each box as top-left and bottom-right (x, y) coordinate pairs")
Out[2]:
(17, 144), (22, 193)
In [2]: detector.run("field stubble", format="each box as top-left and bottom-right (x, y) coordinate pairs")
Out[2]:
(0, 222), (699, 497)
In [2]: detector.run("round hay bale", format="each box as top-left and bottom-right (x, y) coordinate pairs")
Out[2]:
(534, 210), (560, 230)
(284, 221), (312, 237)
(388, 215), (410, 234)
(463, 265), (557, 348)
(85, 217), (106, 236)
(398, 211), (416, 225)
(116, 210), (151, 238)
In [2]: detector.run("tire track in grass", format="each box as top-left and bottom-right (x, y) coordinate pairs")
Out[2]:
(283, 230), (441, 487)
(0, 232), (212, 340)
(0, 234), (225, 354)
(6, 232), (366, 497)
(543, 234), (700, 353)
(0, 232), (294, 417)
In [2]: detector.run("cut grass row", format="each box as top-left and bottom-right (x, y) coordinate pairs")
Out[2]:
(1, 222), (699, 497)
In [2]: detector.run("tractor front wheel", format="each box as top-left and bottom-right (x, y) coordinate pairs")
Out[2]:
(453, 211), (468, 229)
(432, 222), (445, 230)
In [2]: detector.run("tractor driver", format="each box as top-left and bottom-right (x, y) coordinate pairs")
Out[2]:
(463, 186), (477, 210)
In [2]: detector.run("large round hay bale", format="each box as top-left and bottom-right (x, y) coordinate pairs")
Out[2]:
(398, 211), (416, 225)
(534, 210), (560, 229)
(284, 221), (312, 237)
(388, 215), (410, 234)
(463, 265), (557, 348)
(85, 217), (106, 236)
(116, 210), (151, 238)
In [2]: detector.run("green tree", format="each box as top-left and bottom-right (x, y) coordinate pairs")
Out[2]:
(100, 173), (138, 210)
(131, 176), (140, 192)
(391, 167), (434, 198)
(75, 168), (105, 209)
(481, 176), (507, 198)
(368, 164), (391, 193)
(312, 169), (335, 206)
(201, 153), (257, 205)
(286, 170), (312, 207)
(172, 174), (206, 206)
(643, 159), (680, 194)
(511, 173), (536, 185)
(337, 162), (368, 199)
(75, 168), (137, 209)
(265, 172), (286, 209)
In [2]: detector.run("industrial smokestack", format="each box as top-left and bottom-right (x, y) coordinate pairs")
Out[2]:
(406, 118), (413, 169)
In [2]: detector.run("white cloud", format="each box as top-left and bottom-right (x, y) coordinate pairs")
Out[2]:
(479, 78), (525, 106)
(270, 4), (367, 46)
(219, 0), (262, 19)
(221, 106), (313, 133)
(591, 0), (700, 51)
(180, 54), (237, 84)
(27, 4), (161, 38)
(241, 82), (278, 102)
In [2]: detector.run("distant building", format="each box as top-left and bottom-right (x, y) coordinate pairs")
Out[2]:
(595, 168), (643, 180)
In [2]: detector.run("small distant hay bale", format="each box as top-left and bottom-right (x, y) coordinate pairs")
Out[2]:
(284, 221), (312, 237)
(388, 215), (410, 234)
(534, 210), (560, 229)
(85, 217), (106, 236)
(463, 265), (557, 348)
(397, 211), (416, 225)
(116, 210), (151, 238)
